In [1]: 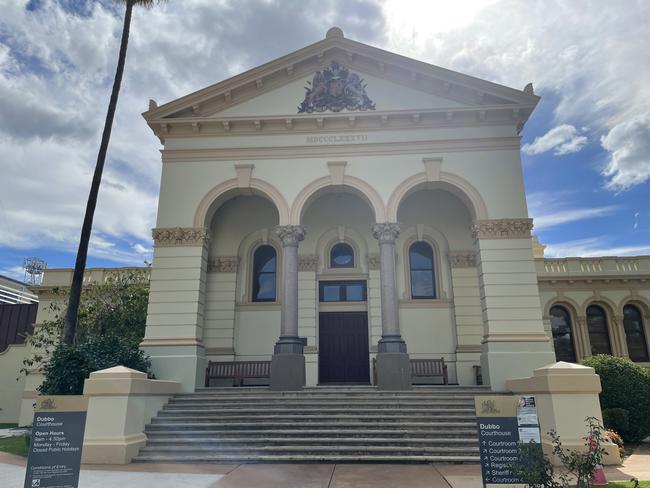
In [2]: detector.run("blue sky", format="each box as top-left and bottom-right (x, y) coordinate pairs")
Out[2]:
(0, 0), (649, 280)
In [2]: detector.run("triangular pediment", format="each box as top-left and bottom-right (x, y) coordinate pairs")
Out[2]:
(143, 29), (538, 125)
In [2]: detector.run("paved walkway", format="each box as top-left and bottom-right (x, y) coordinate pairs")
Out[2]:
(1, 445), (648, 487)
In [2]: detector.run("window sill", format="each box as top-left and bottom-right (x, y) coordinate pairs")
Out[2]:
(398, 299), (453, 309)
(236, 302), (281, 311)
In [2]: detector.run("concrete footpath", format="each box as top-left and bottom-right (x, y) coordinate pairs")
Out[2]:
(1, 446), (648, 487)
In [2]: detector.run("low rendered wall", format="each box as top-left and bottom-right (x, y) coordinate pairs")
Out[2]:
(506, 361), (620, 466)
(0, 344), (28, 424)
(82, 366), (180, 464)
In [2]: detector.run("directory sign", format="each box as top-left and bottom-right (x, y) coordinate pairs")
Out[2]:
(475, 395), (542, 488)
(24, 396), (88, 488)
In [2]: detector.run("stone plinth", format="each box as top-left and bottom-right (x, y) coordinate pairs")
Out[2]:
(506, 361), (621, 466)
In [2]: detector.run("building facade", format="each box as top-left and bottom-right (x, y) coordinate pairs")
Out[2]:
(136, 28), (650, 393)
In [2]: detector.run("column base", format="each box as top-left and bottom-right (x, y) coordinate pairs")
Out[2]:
(377, 334), (407, 353)
(375, 352), (412, 390)
(481, 340), (556, 391)
(140, 343), (206, 393)
(270, 353), (305, 391)
(274, 335), (305, 354)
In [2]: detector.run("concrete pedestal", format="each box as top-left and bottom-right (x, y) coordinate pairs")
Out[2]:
(375, 352), (412, 390)
(270, 353), (305, 391)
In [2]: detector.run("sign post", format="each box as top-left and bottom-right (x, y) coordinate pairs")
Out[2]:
(24, 396), (88, 488)
(475, 395), (542, 488)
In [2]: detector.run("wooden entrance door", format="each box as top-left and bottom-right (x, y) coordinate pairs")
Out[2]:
(319, 312), (370, 384)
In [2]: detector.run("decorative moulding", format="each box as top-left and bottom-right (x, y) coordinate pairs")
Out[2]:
(471, 218), (533, 240)
(448, 251), (476, 268)
(367, 253), (380, 270)
(234, 163), (254, 188)
(327, 161), (347, 185)
(207, 256), (239, 273)
(298, 254), (319, 272)
(422, 157), (443, 182)
(152, 227), (210, 247)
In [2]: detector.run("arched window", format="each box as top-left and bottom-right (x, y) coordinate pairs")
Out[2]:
(623, 304), (649, 362)
(409, 241), (436, 299)
(252, 245), (277, 302)
(330, 243), (354, 268)
(549, 305), (577, 362)
(586, 305), (612, 355)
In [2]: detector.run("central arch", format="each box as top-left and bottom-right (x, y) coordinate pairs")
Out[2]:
(386, 171), (489, 222)
(290, 175), (386, 225)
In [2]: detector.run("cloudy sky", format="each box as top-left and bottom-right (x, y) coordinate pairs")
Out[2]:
(1, 0), (649, 279)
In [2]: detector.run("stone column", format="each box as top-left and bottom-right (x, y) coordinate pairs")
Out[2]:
(473, 219), (556, 391)
(372, 223), (411, 390)
(270, 225), (306, 390)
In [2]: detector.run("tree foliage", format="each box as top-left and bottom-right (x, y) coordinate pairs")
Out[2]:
(21, 270), (151, 383)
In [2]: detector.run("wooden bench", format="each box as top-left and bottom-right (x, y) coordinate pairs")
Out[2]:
(204, 360), (271, 387)
(373, 358), (448, 385)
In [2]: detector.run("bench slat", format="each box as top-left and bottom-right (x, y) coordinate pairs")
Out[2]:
(205, 360), (272, 387)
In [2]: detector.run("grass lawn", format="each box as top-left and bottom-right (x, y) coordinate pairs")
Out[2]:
(0, 423), (18, 429)
(606, 483), (650, 488)
(0, 435), (29, 457)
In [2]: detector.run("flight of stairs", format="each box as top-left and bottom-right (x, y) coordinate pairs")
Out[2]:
(133, 386), (488, 463)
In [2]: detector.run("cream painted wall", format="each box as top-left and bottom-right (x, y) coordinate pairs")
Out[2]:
(0, 345), (27, 424)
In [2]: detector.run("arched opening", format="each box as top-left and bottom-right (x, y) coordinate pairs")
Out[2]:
(623, 304), (649, 362)
(301, 190), (375, 385)
(586, 305), (612, 356)
(330, 242), (355, 268)
(251, 245), (277, 302)
(549, 305), (577, 362)
(408, 241), (436, 299)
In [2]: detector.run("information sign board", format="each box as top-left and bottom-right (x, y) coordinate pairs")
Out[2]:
(24, 396), (88, 488)
(475, 395), (542, 488)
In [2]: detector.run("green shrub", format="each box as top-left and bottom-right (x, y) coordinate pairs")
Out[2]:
(582, 355), (650, 443)
(602, 408), (629, 437)
(39, 335), (152, 395)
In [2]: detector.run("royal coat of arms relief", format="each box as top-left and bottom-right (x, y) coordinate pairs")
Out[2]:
(298, 62), (376, 113)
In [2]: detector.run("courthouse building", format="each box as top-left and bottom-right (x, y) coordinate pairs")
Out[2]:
(134, 27), (650, 393)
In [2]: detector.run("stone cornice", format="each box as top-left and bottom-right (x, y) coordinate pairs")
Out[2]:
(207, 256), (239, 273)
(448, 251), (477, 268)
(152, 227), (210, 247)
(298, 254), (319, 272)
(472, 218), (533, 240)
(148, 106), (533, 141)
(160, 136), (521, 163)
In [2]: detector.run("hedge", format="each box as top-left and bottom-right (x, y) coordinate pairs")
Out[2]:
(582, 354), (650, 443)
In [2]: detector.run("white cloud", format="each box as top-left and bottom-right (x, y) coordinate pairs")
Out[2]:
(601, 112), (650, 191)
(522, 124), (588, 156)
(382, 0), (650, 189)
(526, 191), (618, 230)
(544, 237), (650, 259)
(0, 266), (25, 281)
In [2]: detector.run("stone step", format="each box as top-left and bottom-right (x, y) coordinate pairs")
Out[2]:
(144, 428), (478, 438)
(146, 420), (476, 430)
(137, 445), (480, 456)
(132, 453), (481, 463)
(159, 407), (477, 415)
(151, 414), (476, 423)
(166, 399), (476, 407)
(144, 437), (478, 447)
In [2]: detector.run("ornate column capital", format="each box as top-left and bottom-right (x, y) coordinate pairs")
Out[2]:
(275, 225), (306, 247)
(448, 251), (477, 268)
(152, 227), (210, 247)
(471, 218), (533, 239)
(372, 223), (400, 244)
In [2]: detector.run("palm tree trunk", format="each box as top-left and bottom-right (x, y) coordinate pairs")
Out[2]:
(62, 0), (135, 345)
